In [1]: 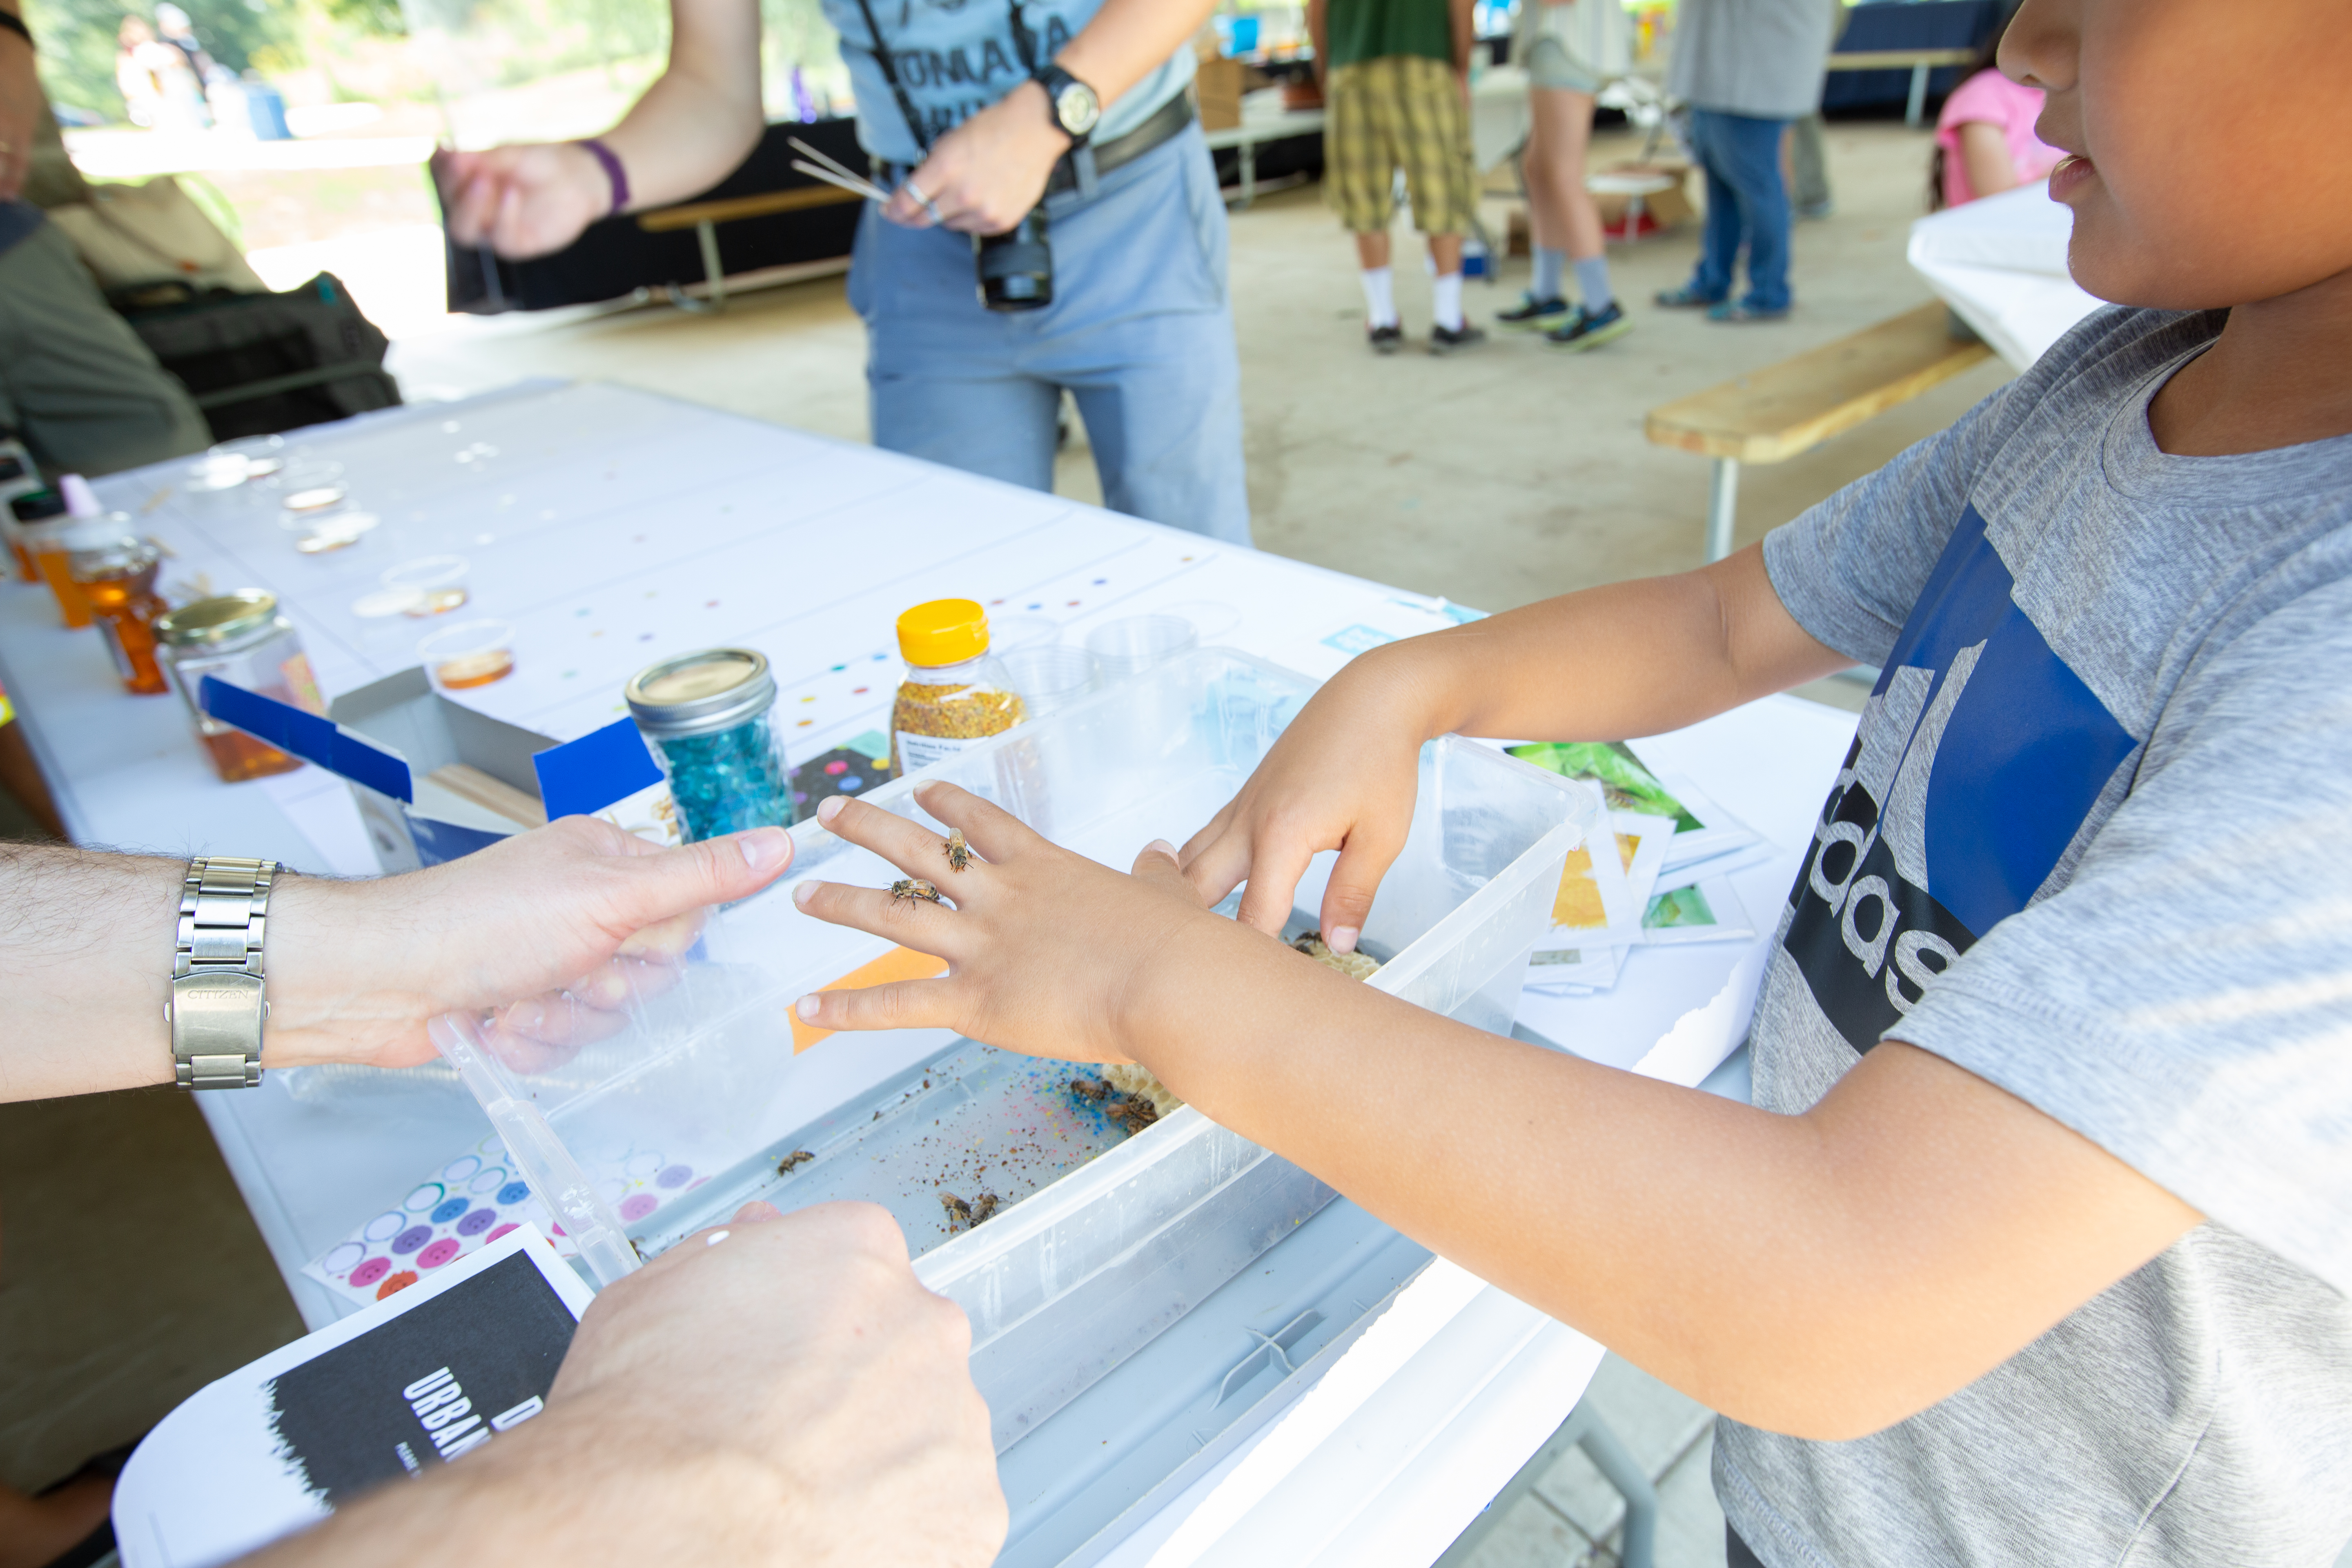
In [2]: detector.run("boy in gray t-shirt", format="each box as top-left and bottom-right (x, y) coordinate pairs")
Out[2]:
(786, 2), (2352, 1564)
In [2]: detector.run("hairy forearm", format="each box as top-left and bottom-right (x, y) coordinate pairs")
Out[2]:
(1124, 915), (2195, 1439)
(1370, 547), (1849, 750)
(599, 0), (764, 208)
(0, 846), (406, 1101)
(1058, 0), (1219, 106)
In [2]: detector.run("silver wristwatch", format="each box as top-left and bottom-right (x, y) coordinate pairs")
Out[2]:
(168, 856), (279, 1090)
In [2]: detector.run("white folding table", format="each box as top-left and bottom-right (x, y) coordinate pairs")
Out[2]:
(0, 383), (1855, 1566)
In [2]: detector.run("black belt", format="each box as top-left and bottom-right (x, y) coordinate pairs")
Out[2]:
(887, 91), (1194, 200)
(1044, 90), (1194, 196)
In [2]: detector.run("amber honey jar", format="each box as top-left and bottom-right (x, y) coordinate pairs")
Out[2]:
(154, 590), (324, 783)
(70, 535), (170, 695)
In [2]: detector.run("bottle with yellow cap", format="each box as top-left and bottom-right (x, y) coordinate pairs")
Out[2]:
(891, 598), (1026, 777)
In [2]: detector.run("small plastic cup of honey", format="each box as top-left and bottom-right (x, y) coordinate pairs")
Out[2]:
(419, 618), (517, 692)
(380, 555), (471, 617)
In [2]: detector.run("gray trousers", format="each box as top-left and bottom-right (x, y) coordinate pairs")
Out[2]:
(0, 218), (210, 478)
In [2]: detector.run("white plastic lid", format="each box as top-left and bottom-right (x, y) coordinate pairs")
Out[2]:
(59, 473), (100, 519)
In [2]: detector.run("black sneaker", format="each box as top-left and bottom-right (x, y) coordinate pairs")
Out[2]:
(1544, 300), (1633, 352)
(1368, 323), (1403, 355)
(1428, 322), (1487, 355)
(1497, 292), (1570, 329)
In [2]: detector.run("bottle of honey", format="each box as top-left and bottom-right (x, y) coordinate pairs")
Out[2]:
(70, 534), (170, 695)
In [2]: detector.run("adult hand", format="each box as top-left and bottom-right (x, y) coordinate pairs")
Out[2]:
(436, 143), (615, 259)
(788, 783), (1272, 1065)
(1175, 646), (1438, 951)
(882, 80), (1070, 235)
(266, 817), (793, 1072)
(0, 24), (38, 203)
(254, 1200), (1006, 1568)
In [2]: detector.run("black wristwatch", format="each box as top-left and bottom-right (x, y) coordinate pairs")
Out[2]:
(1035, 62), (1101, 148)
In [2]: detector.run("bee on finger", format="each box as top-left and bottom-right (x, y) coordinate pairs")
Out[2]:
(944, 827), (971, 873)
(890, 878), (943, 903)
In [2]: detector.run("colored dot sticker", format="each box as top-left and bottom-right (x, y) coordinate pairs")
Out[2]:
(624, 1153), (664, 1180)
(362, 1211), (404, 1243)
(440, 1155), (482, 1184)
(392, 1225), (433, 1255)
(485, 1223), (519, 1244)
(430, 1197), (470, 1225)
(350, 1257), (392, 1289)
(377, 1270), (419, 1300)
(842, 776), (863, 791)
(468, 1167), (508, 1195)
(824, 760), (848, 776)
(497, 1181), (531, 1206)
(404, 1183), (446, 1214)
(418, 1238), (464, 1270)
(457, 1207), (499, 1236)
(323, 1242), (366, 1277)
(618, 1193), (659, 1223)
(655, 1163), (694, 1190)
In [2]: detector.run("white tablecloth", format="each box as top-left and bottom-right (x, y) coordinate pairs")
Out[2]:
(0, 383), (1857, 1564)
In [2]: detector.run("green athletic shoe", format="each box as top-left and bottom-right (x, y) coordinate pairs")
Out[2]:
(1545, 301), (1633, 351)
(1497, 292), (1571, 329)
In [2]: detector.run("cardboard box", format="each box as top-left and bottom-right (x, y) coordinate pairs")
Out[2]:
(198, 670), (673, 874)
(1196, 58), (1245, 131)
(1592, 161), (1695, 237)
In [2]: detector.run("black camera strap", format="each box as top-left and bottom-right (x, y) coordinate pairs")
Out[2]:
(849, 0), (1044, 163)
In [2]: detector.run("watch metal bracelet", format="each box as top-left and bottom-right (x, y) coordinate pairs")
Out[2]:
(169, 855), (278, 1090)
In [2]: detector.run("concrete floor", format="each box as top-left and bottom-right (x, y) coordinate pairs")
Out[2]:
(8, 116), (1982, 1544)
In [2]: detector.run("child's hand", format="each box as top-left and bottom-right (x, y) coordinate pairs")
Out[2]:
(789, 783), (1239, 1063)
(1175, 650), (1439, 954)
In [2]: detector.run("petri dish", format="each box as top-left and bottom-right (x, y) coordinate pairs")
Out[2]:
(381, 555), (470, 617)
(281, 507), (378, 553)
(211, 434), (287, 483)
(419, 618), (517, 691)
(276, 458), (348, 515)
(1000, 644), (1098, 717)
(1084, 615), (1198, 681)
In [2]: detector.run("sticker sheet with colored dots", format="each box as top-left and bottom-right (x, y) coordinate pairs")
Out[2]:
(303, 1136), (569, 1308)
(306, 1135), (723, 1308)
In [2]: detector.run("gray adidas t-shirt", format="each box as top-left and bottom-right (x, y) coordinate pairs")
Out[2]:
(1723, 306), (2352, 1568)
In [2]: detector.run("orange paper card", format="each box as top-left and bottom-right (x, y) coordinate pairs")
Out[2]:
(789, 944), (950, 1052)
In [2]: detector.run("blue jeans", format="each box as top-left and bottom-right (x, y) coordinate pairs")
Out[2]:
(848, 122), (1252, 546)
(1684, 109), (1793, 314)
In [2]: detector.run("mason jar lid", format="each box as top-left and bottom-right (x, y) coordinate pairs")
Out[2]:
(155, 590), (283, 649)
(625, 648), (777, 737)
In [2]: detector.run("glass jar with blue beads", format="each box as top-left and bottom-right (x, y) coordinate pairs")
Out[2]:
(624, 648), (794, 841)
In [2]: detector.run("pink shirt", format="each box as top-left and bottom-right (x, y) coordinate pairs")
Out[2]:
(1935, 69), (2062, 207)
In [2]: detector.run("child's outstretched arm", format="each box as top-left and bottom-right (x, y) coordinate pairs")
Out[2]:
(1179, 545), (1852, 947)
(791, 784), (2200, 1442)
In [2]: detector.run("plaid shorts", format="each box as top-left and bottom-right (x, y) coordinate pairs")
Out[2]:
(1324, 54), (1478, 236)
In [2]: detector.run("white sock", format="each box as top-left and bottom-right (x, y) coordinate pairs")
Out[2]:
(1432, 271), (1464, 332)
(1359, 266), (1398, 329)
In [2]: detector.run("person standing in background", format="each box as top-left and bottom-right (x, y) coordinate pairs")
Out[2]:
(1787, 0), (1850, 220)
(439, 0), (1252, 547)
(1655, 0), (1833, 323)
(1496, 0), (1633, 350)
(1307, 0), (1486, 355)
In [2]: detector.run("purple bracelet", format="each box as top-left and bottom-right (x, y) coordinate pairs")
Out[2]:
(576, 138), (630, 217)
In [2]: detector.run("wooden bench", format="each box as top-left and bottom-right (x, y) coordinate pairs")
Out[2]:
(635, 184), (863, 310)
(1644, 301), (1994, 562)
(1825, 46), (1977, 127)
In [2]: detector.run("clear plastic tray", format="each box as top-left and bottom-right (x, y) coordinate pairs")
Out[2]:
(431, 647), (1594, 1447)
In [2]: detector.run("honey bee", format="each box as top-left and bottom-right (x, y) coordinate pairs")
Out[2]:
(944, 827), (971, 873)
(776, 1149), (814, 1176)
(890, 878), (942, 903)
